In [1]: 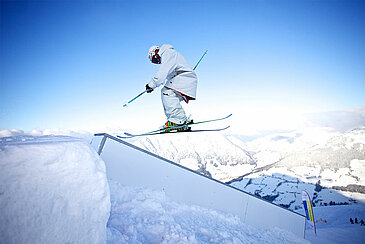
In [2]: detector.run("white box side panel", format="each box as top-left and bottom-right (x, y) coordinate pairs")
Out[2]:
(98, 135), (305, 237)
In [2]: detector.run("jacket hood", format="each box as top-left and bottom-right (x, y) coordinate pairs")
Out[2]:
(159, 44), (174, 55)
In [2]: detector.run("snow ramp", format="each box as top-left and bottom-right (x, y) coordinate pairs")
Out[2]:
(92, 133), (305, 238)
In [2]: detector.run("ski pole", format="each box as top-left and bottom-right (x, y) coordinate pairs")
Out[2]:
(122, 90), (147, 107)
(193, 50), (208, 71)
(123, 50), (207, 108)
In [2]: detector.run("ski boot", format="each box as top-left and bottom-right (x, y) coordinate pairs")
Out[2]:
(162, 121), (191, 132)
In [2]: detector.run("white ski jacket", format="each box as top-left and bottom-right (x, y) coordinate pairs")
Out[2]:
(148, 44), (198, 99)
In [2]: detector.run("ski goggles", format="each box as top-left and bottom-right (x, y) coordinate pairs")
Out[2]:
(149, 49), (161, 64)
(151, 54), (161, 64)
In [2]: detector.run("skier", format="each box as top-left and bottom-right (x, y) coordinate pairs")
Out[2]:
(145, 44), (198, 131)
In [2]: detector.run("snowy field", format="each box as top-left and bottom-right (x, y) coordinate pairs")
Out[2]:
(1, 132), (364, 243)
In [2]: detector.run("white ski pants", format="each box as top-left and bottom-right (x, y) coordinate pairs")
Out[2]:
(161, 87), (187, 124)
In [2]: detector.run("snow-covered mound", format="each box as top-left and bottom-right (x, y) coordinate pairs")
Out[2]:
(0, 135), (110, 244)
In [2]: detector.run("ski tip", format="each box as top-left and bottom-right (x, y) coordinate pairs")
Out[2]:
(117, 134), (133, 139)
(217, 125), (230, 131)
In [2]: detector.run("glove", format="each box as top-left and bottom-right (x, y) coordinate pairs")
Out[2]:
(146, 84), (153, 93)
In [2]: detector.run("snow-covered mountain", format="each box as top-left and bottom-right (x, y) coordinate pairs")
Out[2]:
(230, 126), (365, 210)
(132, 107), (365, 210)
(134, 133), (255, 182)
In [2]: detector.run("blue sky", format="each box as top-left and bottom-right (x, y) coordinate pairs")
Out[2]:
(1, 0), (364, 133)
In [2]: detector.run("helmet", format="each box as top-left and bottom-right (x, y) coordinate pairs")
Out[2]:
(148, 45), (161, 64)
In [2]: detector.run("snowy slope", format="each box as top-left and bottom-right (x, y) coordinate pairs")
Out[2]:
(302, 205), (365, 244)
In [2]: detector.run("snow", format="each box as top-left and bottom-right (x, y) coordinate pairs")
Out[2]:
(179, 157), (200, 171)
(1, 132), (364, 243)
(230, 165), (365, 211)
(0, 135), (110, 243)
(291, 166), (321, 179)
(133, 132), (255, 182)
(302, 205), (365, 244)
(0, 134), (309, 244)
(107, 180), (308, 244)
(351, 159), (365, 185)
(320, 168), (355, 187)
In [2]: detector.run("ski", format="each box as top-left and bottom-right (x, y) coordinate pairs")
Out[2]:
(117, 113), (232, 139)
(117, 126), (230, 139)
